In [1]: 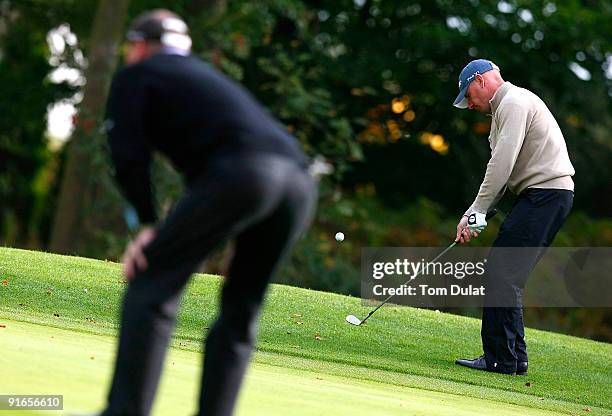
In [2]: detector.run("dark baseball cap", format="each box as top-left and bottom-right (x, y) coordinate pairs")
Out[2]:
(453, 59), (499, 109)
(126, 9), (191, 50)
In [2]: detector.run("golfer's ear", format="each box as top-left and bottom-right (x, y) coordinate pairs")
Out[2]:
(476, 74), (485, 88)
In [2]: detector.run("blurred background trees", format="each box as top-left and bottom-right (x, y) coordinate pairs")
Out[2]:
(1, 0), (611, 340)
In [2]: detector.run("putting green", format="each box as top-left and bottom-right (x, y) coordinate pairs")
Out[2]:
(0, 319), (564, 416)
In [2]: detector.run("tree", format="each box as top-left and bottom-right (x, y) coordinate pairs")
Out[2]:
(0, 0), (92, 248)
(7, 1), (612, 245)
(49, 0), (130, 254)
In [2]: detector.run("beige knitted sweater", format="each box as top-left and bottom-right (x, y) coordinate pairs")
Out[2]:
(466, 82), (574, 215)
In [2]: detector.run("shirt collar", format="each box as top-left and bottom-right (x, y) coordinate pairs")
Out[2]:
(489, 81), (513, 114)
(159, 46), (190, 56)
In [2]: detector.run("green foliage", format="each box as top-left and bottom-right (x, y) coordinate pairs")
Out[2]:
(4, 0), (611, 247)
(198, 1), (363, 178)
(0, 6), (55, 245)
(0, 0), (97, 247)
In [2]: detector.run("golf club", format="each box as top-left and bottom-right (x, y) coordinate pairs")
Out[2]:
(345, 241), (457, 326)
(346, 209), (498, 326)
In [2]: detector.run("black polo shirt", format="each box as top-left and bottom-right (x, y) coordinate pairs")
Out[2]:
(106, 51), (308, 223)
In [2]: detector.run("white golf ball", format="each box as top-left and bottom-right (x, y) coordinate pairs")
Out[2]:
(335, 232), (345, 242)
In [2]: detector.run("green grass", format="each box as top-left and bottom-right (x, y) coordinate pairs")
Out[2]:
(1, 247), (610, 415)
(1, 319), (568, 416)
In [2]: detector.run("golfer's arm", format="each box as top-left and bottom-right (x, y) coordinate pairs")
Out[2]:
(106, 71), (157, 224)
(490, 185), (507, 211)
(111, 157), (156, 224)
(465, 102), (529, 216)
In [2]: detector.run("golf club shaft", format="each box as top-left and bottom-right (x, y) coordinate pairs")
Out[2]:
(356, 209), (499, 325)
(360, 241), (458, 325)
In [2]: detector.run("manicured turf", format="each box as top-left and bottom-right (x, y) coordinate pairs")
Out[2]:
(1, 319), (567, 416)
(1, 247), (610, 415)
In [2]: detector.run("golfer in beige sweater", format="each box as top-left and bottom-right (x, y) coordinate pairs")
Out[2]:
(452, 59), (574, 375)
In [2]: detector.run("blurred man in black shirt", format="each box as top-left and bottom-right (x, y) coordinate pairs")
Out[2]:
(101, 9), (315, 416)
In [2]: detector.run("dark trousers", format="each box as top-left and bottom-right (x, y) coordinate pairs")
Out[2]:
(481, 188), (573, 373)
(102, 155), (316, 416)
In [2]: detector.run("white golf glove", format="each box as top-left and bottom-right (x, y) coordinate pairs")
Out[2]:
(467, 212), (487, 233)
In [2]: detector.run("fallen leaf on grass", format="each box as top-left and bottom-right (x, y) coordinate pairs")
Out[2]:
(1, 279), (8, 286)
(583, 408), (592, 412)
(525, 382), (532, 387)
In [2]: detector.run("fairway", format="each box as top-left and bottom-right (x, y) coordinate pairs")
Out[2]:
(1, 319), (565, 416)
(1, 248), (611, 415)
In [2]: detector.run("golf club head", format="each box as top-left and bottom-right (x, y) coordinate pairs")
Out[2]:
(345, 315), (362, 326)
